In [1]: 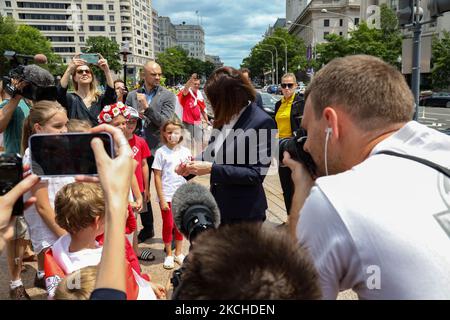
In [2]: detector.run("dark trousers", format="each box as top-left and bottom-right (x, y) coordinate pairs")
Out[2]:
(140, 156), (155, 233)
(278, 166), (294, 215)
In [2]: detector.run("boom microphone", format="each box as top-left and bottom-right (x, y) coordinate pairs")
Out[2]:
(172, 183), (220, 242)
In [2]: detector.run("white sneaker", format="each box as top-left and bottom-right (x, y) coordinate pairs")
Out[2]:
(174, 254), (185, 265)
(163, 255), (175, 269)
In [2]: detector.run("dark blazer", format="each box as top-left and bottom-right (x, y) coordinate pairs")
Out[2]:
(126, 85), (176, 154)
(202, 102), (276, 224)
(56, 85), (116, 126)
(274, 93), (305, 135)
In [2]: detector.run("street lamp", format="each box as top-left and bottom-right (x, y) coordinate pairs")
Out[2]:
(120, 41), (131, 84)
(265, 35), (288, 74)
(260, 43), (278, 84)
(286, 20), (317, 59)
(321, 8), (356, 33)
(254, 48), (274, 85)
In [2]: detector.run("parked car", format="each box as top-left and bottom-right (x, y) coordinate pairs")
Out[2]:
(267, 84), (278, 94)
(259, 92), (280, 118)
(419, 93), (450, 108)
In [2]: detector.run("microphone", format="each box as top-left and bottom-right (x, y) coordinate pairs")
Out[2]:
(20, 64), (57, 101)
(172, 183), (221, 242)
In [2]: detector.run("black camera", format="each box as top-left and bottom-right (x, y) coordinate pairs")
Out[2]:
(0, 154), (24, 216)
(2, 66), (57, 101)
(279, 128), (317, 176)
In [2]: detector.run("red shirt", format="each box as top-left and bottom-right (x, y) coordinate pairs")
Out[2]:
(178, 89), (206, 124)
(128, 134), (151, 192)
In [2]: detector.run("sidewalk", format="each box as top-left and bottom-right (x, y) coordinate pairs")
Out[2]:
(0, 169), (357, 299)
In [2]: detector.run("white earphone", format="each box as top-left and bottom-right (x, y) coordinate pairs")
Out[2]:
(324, 127), (332, 176)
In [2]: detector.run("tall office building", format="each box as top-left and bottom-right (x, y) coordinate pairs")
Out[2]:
(174, 22), (205, 61)
(0, 0), (158, 80)
(158, 16), (177, 52)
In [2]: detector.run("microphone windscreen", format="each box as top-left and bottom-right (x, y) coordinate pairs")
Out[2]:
(23, 64), (54, 87)
(172, 183), (220, 232)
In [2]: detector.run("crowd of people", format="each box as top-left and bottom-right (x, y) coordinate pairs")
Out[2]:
(0, 52), (449, 301)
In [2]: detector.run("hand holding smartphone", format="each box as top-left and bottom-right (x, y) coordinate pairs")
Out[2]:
(0, 154), (24, 216)
(29, 133), (114, 177)
(79, 53), (100, 65)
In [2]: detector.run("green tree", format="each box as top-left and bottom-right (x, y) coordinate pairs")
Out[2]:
(203, 61), (216, 78)
(242, 27), (307, 84)
(85, 36), (121, 84)
(431, 31), (450, 89)
(156, 46), (188, 85)
(315, 4), (401, 70)
(0, 16), (63, 76)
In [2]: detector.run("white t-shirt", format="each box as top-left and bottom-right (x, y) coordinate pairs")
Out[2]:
(152, 145), (192, 202)
(298, 121), (450, 300)
(22, 148), (74, 253)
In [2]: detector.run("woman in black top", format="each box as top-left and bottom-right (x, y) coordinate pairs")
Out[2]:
(57, 54), (116, 126)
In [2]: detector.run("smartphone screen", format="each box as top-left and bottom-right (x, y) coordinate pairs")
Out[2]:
(29, 133), (114, 177)
(0, 154), (23, 216)
(79, 53), (99, 65)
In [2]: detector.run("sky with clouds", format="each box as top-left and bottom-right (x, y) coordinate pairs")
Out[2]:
(152, 0), (286, 68)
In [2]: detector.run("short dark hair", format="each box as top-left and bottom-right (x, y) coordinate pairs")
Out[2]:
(205, 67), (256, 128)
(176, 223), (322, 300)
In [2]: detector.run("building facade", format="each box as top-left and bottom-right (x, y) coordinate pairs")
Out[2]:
(287, 0), (361, 49)
(0, 0), (158, 81)
(158, 16), (177, 52)
(175, 22), (205, 61)
(205, 54), (223, 69)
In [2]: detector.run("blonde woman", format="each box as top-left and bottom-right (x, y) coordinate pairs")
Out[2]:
(57, 54), (116, 125)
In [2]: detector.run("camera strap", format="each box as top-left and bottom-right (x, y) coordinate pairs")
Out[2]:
(376, 150), (450, 178)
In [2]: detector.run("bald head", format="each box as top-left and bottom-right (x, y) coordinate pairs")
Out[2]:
(143, 61), (162, 89)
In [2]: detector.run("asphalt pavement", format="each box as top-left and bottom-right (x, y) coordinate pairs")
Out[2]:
(417, 106), (450, 134)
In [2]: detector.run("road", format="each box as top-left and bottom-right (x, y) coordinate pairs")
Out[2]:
(417, 106), (450, 134)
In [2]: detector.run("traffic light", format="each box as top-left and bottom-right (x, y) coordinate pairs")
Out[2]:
(397, 0), (414, 26)
(428, 0), (450, 18)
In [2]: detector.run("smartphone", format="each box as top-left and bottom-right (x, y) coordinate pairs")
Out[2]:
(0, 154), (24, 216)
(79, 53), (99, 65)
(29, 133), (114, 177)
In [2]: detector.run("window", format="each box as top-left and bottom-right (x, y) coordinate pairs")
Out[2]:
(87, 4), (103, 10)
(137, 39), (141, 45)
(53, 47), (75, 53)
(89, 26), (105, 32)
(339, 32), (343, 36)
(30, 25), (71, 31)
(138, 49), (142, 54)
(7, 12), (12, 17)
(47, 36), (74, 42)
(111, 36), (116, 42)
(137, 30), (141, 35)
(18, 13), (69, 20)
(324, 31), (330, 37)
(324, 19), (330, 27)
(17, 2), (69, 9)
(5, 1), (11, 7)
(110, 26), (115, 32)
(110, 15), (114, 21)
(88, 15), (104, 21)
(80, 36), (84, 42)
(109, 4), (114, 11)
(340, 19), (343, 27)
(355, 18), (360, 26)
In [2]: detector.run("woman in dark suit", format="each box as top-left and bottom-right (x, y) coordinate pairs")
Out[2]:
(177, 67), (276, 225)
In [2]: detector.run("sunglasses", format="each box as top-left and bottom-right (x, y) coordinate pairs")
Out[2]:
(76, 69), (91, 75)
(281, 83), (295, 89)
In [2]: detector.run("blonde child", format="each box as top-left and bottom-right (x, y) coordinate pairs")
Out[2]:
(46, 182), (165, 300)
(21, 100), (73, 290)
(152, 118), (191, 269)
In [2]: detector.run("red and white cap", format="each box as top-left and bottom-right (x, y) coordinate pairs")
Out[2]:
(98, 101), (130, 124)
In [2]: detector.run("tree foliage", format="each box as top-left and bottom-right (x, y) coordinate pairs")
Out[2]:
(85, 36), (121, 83)
(314, 4), (402, 70)
(0, 16), (62, 76)
(156, 46), (217, 85)
(432, 31), (450, 90)
(241, 27), (307, 84)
